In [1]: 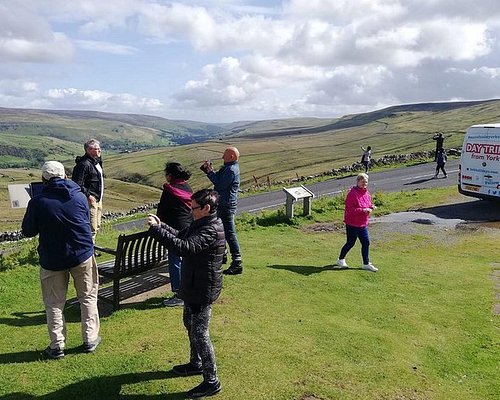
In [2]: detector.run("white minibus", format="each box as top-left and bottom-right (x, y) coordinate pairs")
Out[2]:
(458, 124), (500, 201)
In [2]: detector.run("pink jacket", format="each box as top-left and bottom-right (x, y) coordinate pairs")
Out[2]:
(343, 186), (373, 227)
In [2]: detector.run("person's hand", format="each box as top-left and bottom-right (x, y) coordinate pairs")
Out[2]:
(88, 195), (96, 204)
(363, 208), (372, 214)
(147, 214), (160, 226)
(203, 160), (214, 173)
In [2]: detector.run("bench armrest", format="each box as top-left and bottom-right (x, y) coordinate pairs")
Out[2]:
(94, 245), (117, 256)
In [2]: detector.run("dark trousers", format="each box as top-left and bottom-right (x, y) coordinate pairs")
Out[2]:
(339, 224), (370, 265)
(183, 304), (218, 383)
(217, 205), (241, 260)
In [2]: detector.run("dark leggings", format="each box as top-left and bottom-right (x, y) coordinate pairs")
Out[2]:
(183, 304), (218, 383)
(339, 224), (370, 265)
(435, 163), (447, 176)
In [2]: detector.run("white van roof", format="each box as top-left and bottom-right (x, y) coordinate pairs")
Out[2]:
(469, 123), (500, 128)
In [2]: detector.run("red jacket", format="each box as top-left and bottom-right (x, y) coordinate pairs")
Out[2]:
(343, 186), (373, 227)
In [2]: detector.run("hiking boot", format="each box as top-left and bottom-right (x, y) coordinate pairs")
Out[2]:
(186, 380), (222, 398)
(362, 263), (378, 272)
(83, 336), (102, 353)
(223, 261), (242, 275)
(172, 362), (203, 376)
(44, 346), (64, 360)
(336, 259), (349, 269)
(163, 294), (184, 307)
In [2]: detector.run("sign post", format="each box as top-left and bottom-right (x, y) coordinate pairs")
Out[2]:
(282, 185), (315, 219)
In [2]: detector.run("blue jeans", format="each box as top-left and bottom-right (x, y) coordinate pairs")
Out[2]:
(168, 251), (182, 293)
(217, 206), (241, 259)
(339, 225), (370, 265)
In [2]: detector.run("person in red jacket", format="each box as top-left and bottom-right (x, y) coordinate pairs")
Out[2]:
(336, 173), (378, 272)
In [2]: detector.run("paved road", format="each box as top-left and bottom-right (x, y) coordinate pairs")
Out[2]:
(113, 160), (462, 231)
(238, 159), (460, 214)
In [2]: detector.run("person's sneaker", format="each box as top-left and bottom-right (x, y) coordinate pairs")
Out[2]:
(186, 380), (222, 398)
(172, 362), (203, 376)
(336, 259), (349, 269)
(444, 174), (448, 178)
(362, 263), (378, 272)
(83, 336), (102, 353)
(44, 346), (64, 360)
(163, 295), (184, 307)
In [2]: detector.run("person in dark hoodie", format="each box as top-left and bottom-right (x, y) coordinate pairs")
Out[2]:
(147, 189), (225, 399)
(72, 139), (104, 243)
(22, 161), (101, 360)
(156, 162), (193, 307)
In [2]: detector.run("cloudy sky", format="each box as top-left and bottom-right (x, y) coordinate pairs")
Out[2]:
(1, 0), (500, 123)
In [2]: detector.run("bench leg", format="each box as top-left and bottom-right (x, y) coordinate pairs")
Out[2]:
(113, 278), (120, 310)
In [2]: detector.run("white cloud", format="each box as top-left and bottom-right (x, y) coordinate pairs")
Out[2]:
(1, 0), (500, 121)
(76, 40), (138, 55)
(44, 88), (163, 111)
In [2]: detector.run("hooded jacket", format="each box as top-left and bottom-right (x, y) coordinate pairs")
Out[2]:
(22, 178), (94, 271)
(149, 213), (225, 305)
(156, 179), (193, 230)
(343, 186), (373, 228)
(72, 154), (103, 200)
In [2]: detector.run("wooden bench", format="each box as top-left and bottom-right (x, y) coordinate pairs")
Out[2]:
(95, 230), (168, 311)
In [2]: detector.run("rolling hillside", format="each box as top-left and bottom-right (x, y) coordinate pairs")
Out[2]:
(1, 99), (500, 231)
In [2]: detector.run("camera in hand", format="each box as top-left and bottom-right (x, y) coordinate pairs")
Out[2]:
(200, 161), (212, 173)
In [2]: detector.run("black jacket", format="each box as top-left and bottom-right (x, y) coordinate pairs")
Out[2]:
(149, 213), (225, 305)
(157, 181), (193, 230)
(72, 154), (103, 199)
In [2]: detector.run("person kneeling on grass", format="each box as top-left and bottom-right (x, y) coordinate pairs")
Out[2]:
(336, 173), (378, 272)
(147, 189), (225, 398)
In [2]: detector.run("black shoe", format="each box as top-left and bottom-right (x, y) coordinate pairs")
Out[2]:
(186, 380), (222, 398)
(223, 261), (242, 275)
(44, 346), (64, 360)
(83, 336), (101, 353)
(172, 362), (203, 376)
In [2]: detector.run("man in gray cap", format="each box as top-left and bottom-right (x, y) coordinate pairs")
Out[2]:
(22, 161), (101, 359)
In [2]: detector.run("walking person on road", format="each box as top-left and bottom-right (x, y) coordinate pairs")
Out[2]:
(434, 148), (448, 178)
(336, 173), (378, 272)
(361, 146), (372, 173)
(156, 162), (193, 307)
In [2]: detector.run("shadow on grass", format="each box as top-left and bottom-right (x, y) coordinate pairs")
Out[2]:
(0, 370), (187, 399)
(268, 264), (338, 276)
(268, 264), (369, 276)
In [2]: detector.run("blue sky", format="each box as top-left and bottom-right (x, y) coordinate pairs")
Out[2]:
(1, 0), (500, 123)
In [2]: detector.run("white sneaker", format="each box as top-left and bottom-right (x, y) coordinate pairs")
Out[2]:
(336, 259), (349, 269)
(362, 263), (378, 272)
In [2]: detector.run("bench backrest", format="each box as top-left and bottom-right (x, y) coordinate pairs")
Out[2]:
(114, 230), (167, 277)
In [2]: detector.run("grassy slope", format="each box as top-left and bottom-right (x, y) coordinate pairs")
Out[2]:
(2, 99), (500, 231)
(0, 187), (498, 399)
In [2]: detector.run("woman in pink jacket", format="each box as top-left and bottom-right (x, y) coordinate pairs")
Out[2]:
(337, 173), (378, 272)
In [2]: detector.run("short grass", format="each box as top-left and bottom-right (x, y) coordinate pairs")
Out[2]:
(0, 186), (498, 399)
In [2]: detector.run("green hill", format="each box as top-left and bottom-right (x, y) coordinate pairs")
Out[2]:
(2, 99), (500, 231)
